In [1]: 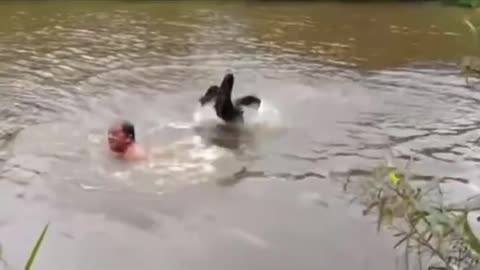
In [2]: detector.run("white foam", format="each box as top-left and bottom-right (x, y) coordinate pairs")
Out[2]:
(246, 100), (282, 128)
(165, 121), (194, 129)
(193, 104), (220, 125)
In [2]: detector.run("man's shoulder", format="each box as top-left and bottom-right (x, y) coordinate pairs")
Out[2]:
(124, 143), (147, 161)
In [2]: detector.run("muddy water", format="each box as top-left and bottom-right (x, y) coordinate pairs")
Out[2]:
(0, 1), (479, 269)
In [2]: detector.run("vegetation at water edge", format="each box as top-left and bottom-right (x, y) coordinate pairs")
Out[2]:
(0, 223), (49, 270)
(343, 158), (480, 270)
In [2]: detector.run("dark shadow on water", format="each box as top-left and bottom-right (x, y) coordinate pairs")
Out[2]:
(193, 122), (257, 152)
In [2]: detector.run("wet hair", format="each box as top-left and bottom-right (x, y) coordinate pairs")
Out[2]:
(120, 120), (135, 141)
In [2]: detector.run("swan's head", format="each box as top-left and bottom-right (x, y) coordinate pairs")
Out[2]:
(219, 73), (234, 97)
(199, 73), (235, 106)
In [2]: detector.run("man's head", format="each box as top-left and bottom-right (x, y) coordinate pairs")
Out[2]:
(108, 120), (135, 153)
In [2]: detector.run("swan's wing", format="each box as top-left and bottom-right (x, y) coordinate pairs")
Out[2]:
(199, 85), (219, 106)
(234, 95), (261, 109)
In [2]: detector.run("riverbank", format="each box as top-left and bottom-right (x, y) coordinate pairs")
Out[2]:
(1, 0), (479, 8)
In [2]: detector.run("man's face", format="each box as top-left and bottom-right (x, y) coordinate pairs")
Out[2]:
(108, 125), (131, 153)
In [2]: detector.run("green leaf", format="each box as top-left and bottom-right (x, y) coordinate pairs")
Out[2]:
(411, 210), (429, 225)
(462, 214), (480, 257)
(389, 171), (401, 186)
(25, 223), (49, 270)
(427, 212), (451, 237)
(377, 198), (387, 232)
(382, 208), (394, 226)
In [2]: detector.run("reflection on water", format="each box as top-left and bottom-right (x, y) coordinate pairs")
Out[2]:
(0, 1), (479, 269)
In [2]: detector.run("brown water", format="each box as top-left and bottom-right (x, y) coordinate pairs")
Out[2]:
(0, 1), (480, 269)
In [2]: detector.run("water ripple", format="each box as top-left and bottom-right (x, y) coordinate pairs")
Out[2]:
(0, 3), (478, 210)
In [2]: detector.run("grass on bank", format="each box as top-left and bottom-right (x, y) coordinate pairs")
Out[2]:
(343, 158), (480, 270)
(0, 223), (49, 270)
(25, 223), (49, 270)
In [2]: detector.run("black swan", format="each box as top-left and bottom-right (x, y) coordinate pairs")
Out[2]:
(198, 73), (261, 124)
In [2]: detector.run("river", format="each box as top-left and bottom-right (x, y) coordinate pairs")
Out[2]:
(0, 1), (479, 269)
